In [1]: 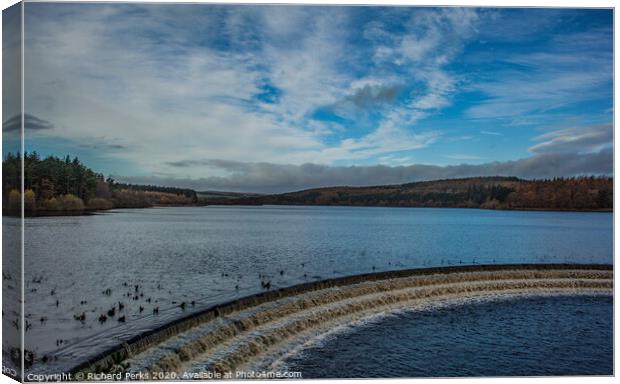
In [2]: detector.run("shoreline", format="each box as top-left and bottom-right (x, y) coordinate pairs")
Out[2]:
(3, 204), (613, 218)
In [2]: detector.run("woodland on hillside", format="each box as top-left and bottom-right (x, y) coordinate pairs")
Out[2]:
(210, 176), (613, 211)
(2, 153), (613, 215)
(2, 152), (197, 215)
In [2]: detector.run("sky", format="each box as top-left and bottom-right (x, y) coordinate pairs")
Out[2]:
(2, 3), (614, 193)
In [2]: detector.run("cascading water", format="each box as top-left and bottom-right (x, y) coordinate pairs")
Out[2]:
(71, 264), (612, 378)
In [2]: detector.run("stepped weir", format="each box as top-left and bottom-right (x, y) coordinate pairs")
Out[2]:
(71, 264), (613, 377)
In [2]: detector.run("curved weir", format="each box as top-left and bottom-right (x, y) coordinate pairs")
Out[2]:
(71, 264), (613, 376)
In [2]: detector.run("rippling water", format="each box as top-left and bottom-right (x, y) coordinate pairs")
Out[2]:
(2, 206), (612, 374)
(283, 294), (613, 377)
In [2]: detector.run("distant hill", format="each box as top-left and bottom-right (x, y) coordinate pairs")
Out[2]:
(4, 152), (612, 214)
(196, 191), (262, 205)
(204, 176), (613, 211)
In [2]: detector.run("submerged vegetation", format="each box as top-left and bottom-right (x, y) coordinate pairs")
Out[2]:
(2, 152), (197, 215)
(2, 153), (613, 215)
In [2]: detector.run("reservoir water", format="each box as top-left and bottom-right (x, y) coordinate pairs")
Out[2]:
(283, 294), (613, 377)
(2, 205), (613, 375)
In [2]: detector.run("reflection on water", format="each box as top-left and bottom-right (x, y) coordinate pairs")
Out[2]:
(284, 294), (613, 377)
(5, 206), (612, 373)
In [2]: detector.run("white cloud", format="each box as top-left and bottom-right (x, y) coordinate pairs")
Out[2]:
(24, 5), (343, 171)
(467, 71), (611, 120)
(466, 29), (612, 122)
(361, 8), (477, 133)
(23, 5), (475, 176)
(21, 4), (610, 188)
(529, 124), (612, 155)
(118, 148), (612, 194)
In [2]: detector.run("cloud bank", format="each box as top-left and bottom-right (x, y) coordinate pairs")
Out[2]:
(116, 147), (612, 194)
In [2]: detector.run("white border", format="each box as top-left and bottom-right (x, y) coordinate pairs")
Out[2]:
(0, 2), (616, 384)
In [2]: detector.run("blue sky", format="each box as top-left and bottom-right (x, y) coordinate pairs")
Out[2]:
(3, 4), (613, 192)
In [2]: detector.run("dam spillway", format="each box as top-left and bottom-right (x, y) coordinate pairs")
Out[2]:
(71, 264), (613, 377)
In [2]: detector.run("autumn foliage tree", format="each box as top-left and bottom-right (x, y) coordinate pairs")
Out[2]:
(3, 152), (198, 215)
(254, 176), (612, 211)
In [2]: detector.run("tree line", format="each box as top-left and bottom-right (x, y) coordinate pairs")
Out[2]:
(2, 152), (197, 215)
(3, 153), (613, 214)
(242, 176), (613, 211)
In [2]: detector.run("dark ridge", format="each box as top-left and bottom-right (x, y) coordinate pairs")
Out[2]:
(204, 176), (613, 211)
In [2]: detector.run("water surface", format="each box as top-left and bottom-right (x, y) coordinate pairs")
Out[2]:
(3, 206), (612, 373)
(284, 294), (613, 377)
